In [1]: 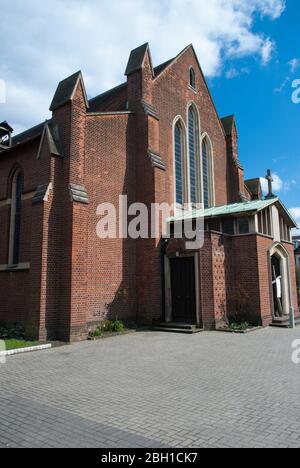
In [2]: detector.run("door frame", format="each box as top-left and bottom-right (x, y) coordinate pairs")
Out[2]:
(268, 242), (292, 317)
(164, 252), (200, 325)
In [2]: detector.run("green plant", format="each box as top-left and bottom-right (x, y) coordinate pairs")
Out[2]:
(89, 327), (103, 338)
(101, 320), (114, 332)
(0, 322), (25, 340)
(112, 320), (124, 333)
(228, 322), (250, 331)
(88, 319), (125, 339)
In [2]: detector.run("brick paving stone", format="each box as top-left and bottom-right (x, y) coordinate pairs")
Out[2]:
(0, 328), (300, 448)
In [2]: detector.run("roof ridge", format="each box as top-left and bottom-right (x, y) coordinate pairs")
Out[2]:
(12, 120), (49, 141)
(89, 82), (127, 103)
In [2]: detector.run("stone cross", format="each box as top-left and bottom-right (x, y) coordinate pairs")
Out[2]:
(265, 169), (274, 199)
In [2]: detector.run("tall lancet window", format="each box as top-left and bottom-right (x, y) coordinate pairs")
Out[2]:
(174, 122), (184, 206)
(188, 107), (200, 205)
(202, 138), (213, 209)
(189, 68), (196, 89)
(9, 171), (24, 265)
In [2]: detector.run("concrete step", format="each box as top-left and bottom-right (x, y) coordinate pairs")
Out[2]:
(156, 323), (198, 330)
(270, 316), (300, 328)
(152, 324), (204, 334)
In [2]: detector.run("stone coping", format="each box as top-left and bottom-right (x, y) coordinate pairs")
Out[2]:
(0, 343), (52, 357)
(216, 326), (264, 334)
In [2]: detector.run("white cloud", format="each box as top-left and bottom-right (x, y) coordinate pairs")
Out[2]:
(261, 38), (276, 65)
(256, 0), (286, 18)
(283, 180), (297, 192)
(0, 0), (286, 132)
(260, 173), (284, 193)
(225, 67), (250, 79)
(288, 58), (300, 73)
(261, 173), (297, 196)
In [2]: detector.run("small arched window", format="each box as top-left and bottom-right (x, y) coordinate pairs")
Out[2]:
(188, 107), (200, 205)
(189, 68), (196, 89)
(202, 138), (213, 209)
(174, 122), (184, 206)
(9, 171), (24, 265)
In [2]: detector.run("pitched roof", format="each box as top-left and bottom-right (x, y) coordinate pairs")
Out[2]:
(12, 122), (45, 146)
(221, 115), (235, 136)
(154, 58), (174, 77)
(88, 82), (127, 112)
(168, 198), (297, 228)
(245, 178), (262, 198)
(125, 43), (152, 76)
(50, 71), (89, 111)
(88, 56), (175, 111)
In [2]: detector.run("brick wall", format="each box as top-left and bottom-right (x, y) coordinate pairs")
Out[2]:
(0, 44), (296, 341)
(0, 139), (52, 334)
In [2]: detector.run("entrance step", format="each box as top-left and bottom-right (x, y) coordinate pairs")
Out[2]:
(270, 316), (300, 328)
(152, 323), (204, 334)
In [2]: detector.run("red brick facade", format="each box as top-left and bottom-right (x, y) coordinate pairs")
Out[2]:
(0, 44), (298, 341)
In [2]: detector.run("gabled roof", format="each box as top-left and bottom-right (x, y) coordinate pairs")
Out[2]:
(152, 44), (227, 138)
(168, 197), (298, 228)
(125, 43), (153, 76)
(50, 71), (89, 111)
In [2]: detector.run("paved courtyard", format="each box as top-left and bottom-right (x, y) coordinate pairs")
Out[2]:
(1, 327), (300, 448)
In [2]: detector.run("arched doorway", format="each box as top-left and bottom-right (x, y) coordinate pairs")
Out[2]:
(269, 243), (291, 318)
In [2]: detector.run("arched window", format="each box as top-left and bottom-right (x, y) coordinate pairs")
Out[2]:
(189, 68), (196, 89)
(174, 122), (184, 206)
(9, 171), (24, 265)
(202, 138), (213, 209)
(188, 107), (200, 205)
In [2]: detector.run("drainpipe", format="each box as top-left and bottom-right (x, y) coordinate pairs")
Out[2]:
(160, 238), (169, 323)
(290, 307), (295, 329)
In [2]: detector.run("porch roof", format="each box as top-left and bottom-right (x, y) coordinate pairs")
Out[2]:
(168, 198), (298, 227)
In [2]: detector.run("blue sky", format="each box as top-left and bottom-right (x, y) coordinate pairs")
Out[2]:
(209, 0), (300, 223)
(0, 0), (299, 226)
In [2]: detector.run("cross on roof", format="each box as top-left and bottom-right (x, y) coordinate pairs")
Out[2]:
(265, 169), (275, 199)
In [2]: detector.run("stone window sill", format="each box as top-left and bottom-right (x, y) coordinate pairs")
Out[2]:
(0, 263), (30, 272)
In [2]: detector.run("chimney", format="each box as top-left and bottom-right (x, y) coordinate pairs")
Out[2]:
(0, 121), (13, 150)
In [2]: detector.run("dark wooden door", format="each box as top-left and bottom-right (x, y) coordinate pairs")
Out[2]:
(170, 256), (197, 323)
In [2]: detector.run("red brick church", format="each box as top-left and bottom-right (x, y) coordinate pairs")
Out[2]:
(0, 43), (298, 341)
